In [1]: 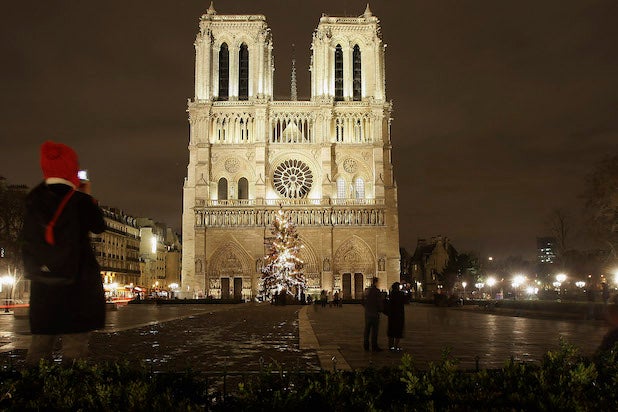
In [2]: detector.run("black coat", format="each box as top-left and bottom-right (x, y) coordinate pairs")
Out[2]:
(24, 183), (106, 334)
(387, 290), (405, 338)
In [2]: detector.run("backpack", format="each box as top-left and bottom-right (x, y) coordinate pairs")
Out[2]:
(21, 186), (81, 285)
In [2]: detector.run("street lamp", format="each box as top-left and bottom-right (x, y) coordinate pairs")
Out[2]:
(462, 281), (467, 301)
(511, 275), (526, 299)
(475, 282), (485, 299)
(487, 277), (497, 300)
(1, 275), (15, 313)
(555, 273), (567, 295)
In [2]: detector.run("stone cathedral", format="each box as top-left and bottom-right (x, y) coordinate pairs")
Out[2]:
(181, 4), (400, 300)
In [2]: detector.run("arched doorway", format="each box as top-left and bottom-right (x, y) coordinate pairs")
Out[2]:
(208, 241), (251, 300)
(334, 236), (374, 299)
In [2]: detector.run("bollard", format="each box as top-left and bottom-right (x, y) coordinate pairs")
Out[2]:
(332, 355), (338, 372)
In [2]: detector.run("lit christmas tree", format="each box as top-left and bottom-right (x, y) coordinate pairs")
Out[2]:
(259, 208), (306, 302)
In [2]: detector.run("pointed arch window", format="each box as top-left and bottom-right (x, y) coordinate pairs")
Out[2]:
(239, 43), (249, 100)
(218, 43), (229, 101)
(353, 45), (362, 101)
(334, 44), (344, 101)
(238, 177), (249, 200)
(217, 178), (228, 200)
(336, 118), (344, 142)
(354, 177), (365, 199)
(337, 178), (346, 199)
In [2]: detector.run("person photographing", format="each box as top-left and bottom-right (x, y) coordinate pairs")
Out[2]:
(22, 141), (106, 365)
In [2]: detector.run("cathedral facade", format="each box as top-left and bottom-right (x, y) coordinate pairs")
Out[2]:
(181, 5), (400, 300)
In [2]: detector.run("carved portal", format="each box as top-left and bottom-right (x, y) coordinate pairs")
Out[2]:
(333, 236), (373, 275)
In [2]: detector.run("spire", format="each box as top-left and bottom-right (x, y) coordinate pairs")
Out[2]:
(363, 3), (372, 18)
(207, 1), (216, 15)
(290, 44), (297, 101)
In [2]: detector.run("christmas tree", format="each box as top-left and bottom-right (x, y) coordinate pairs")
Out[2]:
(259, 208), (306, 302)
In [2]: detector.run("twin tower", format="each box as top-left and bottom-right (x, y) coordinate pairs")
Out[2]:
(181, 4), (400, 299)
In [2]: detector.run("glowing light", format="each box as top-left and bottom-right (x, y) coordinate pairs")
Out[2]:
(487, 277), (497, 287)
(512, 275), (525, 288)
(556, 273), (567, 283)
(575, 281), (586, 288)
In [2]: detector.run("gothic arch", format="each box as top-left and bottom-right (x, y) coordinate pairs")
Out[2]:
(297, 236), (319, 273)
(208, 240), (252, 278)
(333, 236), (374, 275)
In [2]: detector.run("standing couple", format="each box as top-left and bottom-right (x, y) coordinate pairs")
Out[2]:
(362, 277), (405, 352)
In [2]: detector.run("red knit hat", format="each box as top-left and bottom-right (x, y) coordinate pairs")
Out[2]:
(40, 141), (80, 187)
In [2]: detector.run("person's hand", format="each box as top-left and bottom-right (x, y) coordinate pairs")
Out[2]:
(78, 180), (91, 195)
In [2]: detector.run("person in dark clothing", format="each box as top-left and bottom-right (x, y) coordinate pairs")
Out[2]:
(363, 277), (383, 352)
(387, 282), (405, 351)
(23, 141), (106, 365)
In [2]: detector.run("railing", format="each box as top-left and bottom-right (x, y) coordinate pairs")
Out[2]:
(194, 200), (386, 228)
(200, 198), (384, 207)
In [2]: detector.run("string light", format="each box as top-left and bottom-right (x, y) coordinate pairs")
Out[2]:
(259, 207), (307, 301)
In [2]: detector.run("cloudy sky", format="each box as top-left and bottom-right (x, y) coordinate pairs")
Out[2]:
(1, 0), (617, 258)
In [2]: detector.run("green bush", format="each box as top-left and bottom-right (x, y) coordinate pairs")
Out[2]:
(1, 342), (617, 411)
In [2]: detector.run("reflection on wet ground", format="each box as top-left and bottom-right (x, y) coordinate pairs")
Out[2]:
(1, 302), (612, 373)
(308, 303), (611, 370)
(91, 305), (319, 372)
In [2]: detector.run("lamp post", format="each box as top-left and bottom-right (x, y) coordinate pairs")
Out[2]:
(487, 277), (496, 300)
(475, 282), (485, 299)
(1, 275), (15, 313)
(511, 275), (526, 300)
(556, 273), (567, 295)
(462, 281), (467, 303)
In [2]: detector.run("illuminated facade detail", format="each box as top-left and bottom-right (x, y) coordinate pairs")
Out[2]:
(182, 4), (399, 299)
(273, 159), (313, 198)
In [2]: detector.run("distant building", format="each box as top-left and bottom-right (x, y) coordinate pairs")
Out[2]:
(536, 237), (557, 264)
(94, 208), (182, 300)
(410, 236), (457, 296)
(94, 208), (141, 295)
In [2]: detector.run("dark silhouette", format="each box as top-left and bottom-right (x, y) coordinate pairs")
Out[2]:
(387, 282), (405, 351)
(362, 277), (383, 352)
(22, 141), (106, 365)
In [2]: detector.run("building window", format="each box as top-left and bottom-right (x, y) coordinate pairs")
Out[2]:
(334, 44), (343, 101)
(353, 44), (361, 101)
(217, 178), (228, 200)
(218, 43), (229, 101)
(272, 159), (313, 199)
(238, 177), (248, 200)
(355, 177), (365, 199)
(337, 178), (346, 199)
(336, 118), (344, 142)
(238, 43), (249, 100)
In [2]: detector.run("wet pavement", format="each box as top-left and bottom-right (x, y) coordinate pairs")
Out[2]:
(305, 303), (611, 370)
(0, 302), (612, 372)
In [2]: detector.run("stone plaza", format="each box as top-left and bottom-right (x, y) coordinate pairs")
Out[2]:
(0, 303), (610, 372)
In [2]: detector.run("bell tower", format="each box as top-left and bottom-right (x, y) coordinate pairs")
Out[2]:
(181, 5), (400, 300)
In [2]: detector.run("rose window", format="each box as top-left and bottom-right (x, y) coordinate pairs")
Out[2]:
(273, 159), (313, 198)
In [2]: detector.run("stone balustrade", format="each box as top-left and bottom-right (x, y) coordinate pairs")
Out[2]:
(194, 200), (386, 228)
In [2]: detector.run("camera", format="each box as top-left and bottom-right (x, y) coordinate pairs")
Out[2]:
(78, 170), (89, 181)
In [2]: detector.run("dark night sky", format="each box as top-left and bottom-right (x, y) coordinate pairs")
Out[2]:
(1, 1), (617, 259)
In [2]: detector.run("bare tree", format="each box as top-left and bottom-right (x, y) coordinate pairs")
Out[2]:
(582, 154), (618, 259)
(547, 208), (571, 257)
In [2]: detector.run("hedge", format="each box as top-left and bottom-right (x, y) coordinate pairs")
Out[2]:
(1, 341), (617, 411)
